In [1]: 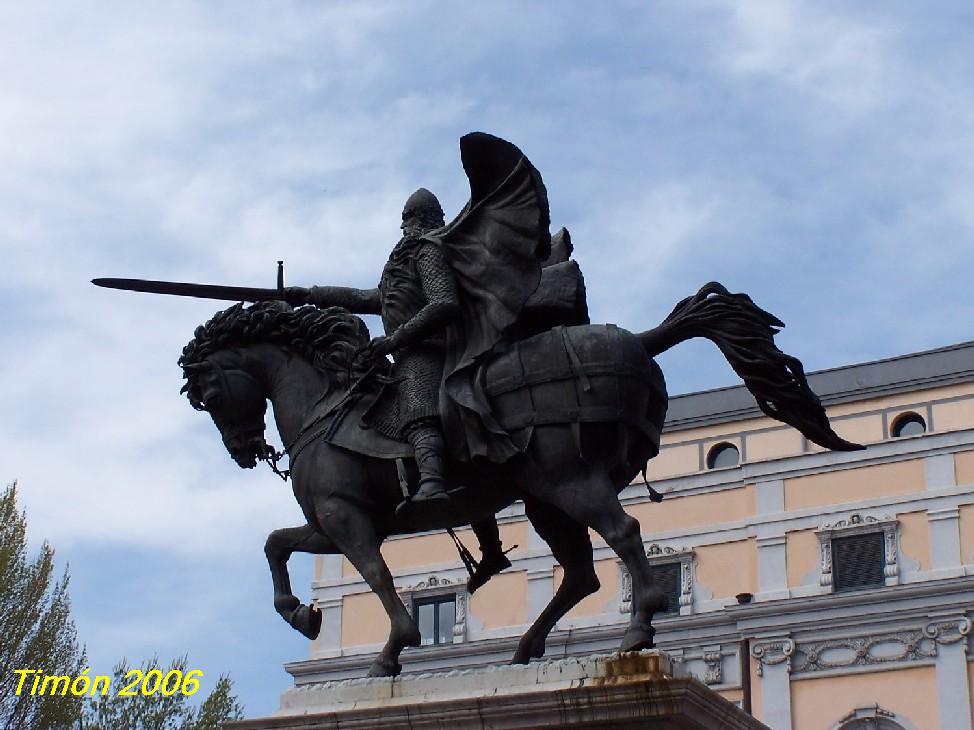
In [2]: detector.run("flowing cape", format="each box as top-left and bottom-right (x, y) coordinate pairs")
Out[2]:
(424, 132), (552, 462)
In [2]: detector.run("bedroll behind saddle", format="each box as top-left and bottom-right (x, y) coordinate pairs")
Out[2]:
(482, 323), (668, 464)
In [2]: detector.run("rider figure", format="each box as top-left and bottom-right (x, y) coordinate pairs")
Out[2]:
(285, 188), (508, 591)
(288, 188), (454, 507)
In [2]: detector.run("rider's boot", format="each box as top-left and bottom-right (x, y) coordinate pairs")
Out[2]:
(409, 423), (450, 503)
(467, 518), (512, 594)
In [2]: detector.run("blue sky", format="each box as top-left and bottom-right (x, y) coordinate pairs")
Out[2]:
(2, 1), (972, 718)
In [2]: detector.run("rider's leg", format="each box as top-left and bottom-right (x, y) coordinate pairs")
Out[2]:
(467, 518), (512, 594)
(396, 346), (449, 505)
(403, 418), (449, 503)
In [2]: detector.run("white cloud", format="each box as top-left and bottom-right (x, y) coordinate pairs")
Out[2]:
(715, 1), (897, 116)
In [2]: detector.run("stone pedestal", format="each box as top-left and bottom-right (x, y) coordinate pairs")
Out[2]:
(227, 651), (768, 729)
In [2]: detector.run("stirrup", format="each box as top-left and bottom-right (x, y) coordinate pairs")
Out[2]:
(466, 552), (512, 595)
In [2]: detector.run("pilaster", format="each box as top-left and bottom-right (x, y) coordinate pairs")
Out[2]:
(925, 616), (972, 730)
(751, 636), (794, 730)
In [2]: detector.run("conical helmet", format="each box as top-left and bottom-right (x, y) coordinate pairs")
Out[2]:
(402, 188), (444, 228)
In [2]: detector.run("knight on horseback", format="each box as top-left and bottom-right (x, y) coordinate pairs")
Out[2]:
(287, 188), (458, 512)
(284, 187), (518, 589)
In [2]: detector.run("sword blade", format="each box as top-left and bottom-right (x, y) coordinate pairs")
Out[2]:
(91, 277), (281, 302)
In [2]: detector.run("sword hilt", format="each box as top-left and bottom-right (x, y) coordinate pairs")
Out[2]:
(276, 261), (284, 299)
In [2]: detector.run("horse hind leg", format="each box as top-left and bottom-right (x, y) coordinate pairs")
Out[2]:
(524, 440), (665, 652)
(513, 497), (600, 664)
(315, 497), (420, 677)
(265, 524), (335, 640)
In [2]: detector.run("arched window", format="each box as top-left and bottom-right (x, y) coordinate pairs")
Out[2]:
(831, 704), (917, 730)
(890, 412), (926, 438)
(706, 442), (740, 469)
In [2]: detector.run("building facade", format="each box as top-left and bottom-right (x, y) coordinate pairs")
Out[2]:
(287, 340), (974, 730)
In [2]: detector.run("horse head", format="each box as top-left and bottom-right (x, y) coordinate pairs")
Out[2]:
(183, 355), (272, 469)
(180, 300), (372, 470)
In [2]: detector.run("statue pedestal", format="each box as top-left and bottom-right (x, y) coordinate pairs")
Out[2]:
(227, 650), (769, 729)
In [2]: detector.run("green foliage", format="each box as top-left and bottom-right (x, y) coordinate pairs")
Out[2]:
(83, 656), (243, 730)
(0, 481), (86, 729)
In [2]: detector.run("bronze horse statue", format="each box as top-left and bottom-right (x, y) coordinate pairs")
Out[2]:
(179, 284), (860, 678)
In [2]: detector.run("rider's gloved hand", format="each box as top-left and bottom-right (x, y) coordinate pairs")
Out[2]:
(355, 336), (397, 365)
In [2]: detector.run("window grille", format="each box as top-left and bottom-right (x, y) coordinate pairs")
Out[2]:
(832, 532), (886, 592)
(654, 562), (682, 614)
(816, 513), (898, 591)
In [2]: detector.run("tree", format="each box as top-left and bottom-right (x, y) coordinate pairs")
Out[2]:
(83, 655), (244, 730)
(0, 481), (86, 729)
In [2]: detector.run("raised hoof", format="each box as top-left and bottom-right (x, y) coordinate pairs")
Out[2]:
(620, 624), (656, 653)
(288, 604), (322, 640)
(467, 552), (512, 595)
(366, 657), (403, 678)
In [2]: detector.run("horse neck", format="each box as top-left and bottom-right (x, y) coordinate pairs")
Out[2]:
(244, 343), (334, 450)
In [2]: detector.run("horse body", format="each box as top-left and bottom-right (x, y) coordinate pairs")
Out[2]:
(182, 286), (861, 677)
(192, 319), (670, 676)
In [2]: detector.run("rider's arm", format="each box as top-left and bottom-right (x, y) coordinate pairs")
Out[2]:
(387, 242), (459, 350)
(284, 286), (381, 314)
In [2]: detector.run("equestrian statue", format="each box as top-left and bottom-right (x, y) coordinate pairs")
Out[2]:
(94, 132), (862, 678)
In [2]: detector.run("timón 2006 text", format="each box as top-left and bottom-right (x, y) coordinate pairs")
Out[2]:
(13, 668), (203, 698)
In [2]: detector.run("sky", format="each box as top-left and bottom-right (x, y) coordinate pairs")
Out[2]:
(2, 0), (973, 718)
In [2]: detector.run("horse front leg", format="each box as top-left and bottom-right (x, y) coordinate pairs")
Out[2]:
(315, 498), (420, 677)
(264, 524), (336, 640)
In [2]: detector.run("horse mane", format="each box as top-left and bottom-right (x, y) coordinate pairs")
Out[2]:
(179, 301), (370, 409)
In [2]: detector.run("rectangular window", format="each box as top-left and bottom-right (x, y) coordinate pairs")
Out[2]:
(653, 562), (681, 615)
(414, 595), (455, 645)
(832, 532), (885, 592)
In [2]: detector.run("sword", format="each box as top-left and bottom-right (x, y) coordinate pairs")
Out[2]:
(92, 262), (287, 303)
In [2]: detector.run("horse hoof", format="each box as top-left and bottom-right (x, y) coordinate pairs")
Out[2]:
(289, 604), (322, 640)
(367, 658), (402, 677)
(512, 638), (545, 664)
(620, 625), (656, 653)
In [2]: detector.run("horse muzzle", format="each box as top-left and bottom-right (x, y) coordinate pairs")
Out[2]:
(225, 432), (270, 469)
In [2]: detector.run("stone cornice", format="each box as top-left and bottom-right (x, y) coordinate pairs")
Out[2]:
(294, 576), (974, 682)
(664, 339), (974, 432)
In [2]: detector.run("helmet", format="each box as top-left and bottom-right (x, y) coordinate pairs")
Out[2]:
(402, 188), (444, 229)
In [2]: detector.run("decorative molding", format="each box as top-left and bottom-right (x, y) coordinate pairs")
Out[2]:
(831, 704), (919, 730)
(453, 593), (467, 639)
(751, 638), (795, 676)
(702, 651), (722, 685)
(817, 513), (899, 589)
(620, 543), (695, 615)
(923, 616), (971, 649)
(791, 632), (937, 675)
(398, 574), (468, 643)
(822, 513), (889, 531)
(403, 574), (461, 591)
(646, 542), (691, 559)
(619, 570), (631, 614)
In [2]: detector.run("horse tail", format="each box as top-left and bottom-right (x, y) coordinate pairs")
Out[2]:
(639, 282), (864, 452)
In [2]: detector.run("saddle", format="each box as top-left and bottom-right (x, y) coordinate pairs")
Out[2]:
(321, 323), (667, 475)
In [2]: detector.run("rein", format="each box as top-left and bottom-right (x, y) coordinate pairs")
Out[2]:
(258, 364), (381, 483)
